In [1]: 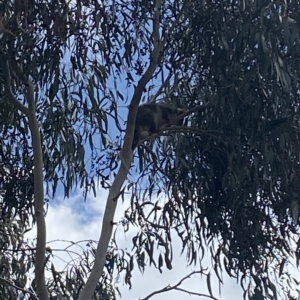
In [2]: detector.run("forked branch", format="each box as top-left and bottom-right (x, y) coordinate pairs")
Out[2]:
(139, 270), (218, 300)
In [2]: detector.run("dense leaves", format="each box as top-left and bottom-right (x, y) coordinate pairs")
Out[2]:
(126, 1), (300, 299)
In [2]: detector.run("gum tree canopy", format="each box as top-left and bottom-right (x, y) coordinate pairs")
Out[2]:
(0, 0), (300, 300)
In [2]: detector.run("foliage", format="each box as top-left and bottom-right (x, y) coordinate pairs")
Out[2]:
(0, 0), (300, 299)
(124, 1), (300, 299)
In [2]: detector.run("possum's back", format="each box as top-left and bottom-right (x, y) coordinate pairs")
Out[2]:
(136, 104), (158, 126)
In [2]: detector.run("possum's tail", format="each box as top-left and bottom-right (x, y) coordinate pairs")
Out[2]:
(132, 138), (138, 150)
(132, 127), (139, 150)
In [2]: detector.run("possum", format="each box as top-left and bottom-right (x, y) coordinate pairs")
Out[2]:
(132, 103), (185, 150)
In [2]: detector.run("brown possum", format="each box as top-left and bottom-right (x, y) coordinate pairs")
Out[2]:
(132, 103), (185, 150)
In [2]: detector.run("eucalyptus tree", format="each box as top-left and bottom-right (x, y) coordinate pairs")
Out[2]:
(1, 0), (300, 300)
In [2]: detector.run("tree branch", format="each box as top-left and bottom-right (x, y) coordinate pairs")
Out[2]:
(2, 55), (49, 300)
(139, 270), (218, 300)
(150, 71), (173, 103)
(175, 287), (219, 299)
(2, 60), (30, 115)
(0, 13), (15, 37)
(78, 1), (199, 298)
(77, 5), (165, 300)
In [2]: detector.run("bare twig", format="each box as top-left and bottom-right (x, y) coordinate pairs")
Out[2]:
(150, 71), (173, 103)
(175, 287), (218, 298)
(140, 270), (218, 300)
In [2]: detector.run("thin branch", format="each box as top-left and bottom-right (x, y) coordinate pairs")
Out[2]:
(9, 59), (36, 111)
(150, 71), (173, 103)
(173, 101), (217, 123)
(136, 125), (220, 147)
(175, 287), (219, 299)
(165, 126), (220, 135)
(0, 13), (15, 37)
(138, 204), (170, 230)
(0, 277), (38, 299)
(2, 59), (30, 115)
(140, 270), (218, 300)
